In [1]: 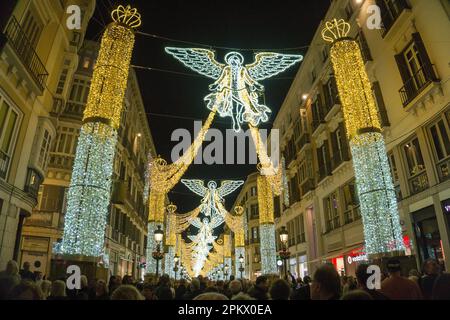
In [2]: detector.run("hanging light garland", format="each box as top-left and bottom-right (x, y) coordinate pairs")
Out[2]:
(322, 19), (404, 256)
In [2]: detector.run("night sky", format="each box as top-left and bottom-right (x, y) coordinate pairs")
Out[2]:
(87, 0), (329, 213)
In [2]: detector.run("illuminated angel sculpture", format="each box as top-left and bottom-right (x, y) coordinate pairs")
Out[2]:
(181, 179), (244, 217)
(188, 216), (223, 244)
(166, 47), (303, 132)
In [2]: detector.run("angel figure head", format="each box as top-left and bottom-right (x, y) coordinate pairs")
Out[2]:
(166, 47), (303, 132)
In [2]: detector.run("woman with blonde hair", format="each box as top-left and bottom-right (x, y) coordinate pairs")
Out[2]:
(111, 285), (144, 300)
(48, 280), (67, 300)
(40, 280), (52, 299)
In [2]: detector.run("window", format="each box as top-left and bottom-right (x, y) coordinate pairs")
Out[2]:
(331, 123), (349, 169)
(296, 215), (305, 243)
(252, 227), (259, 241)
(55, 127), (79, 155)
(21, 8), (43, 48)
(377, 0), (410, 34)
(37, 129), (51, 169)
(0, 97), (21, 180)
(250, 204), (259, 219)
(342, 180), (360, 224)
(323, 76), (338, 112)
(83, 57), (91, 69)
(344, 2), (354, 20)
(322, 47), (328, 62)
(56, 60), (70, 95)
(317, 141), (331, 181)
(311, 68), (316, 84)
(289, 174), (300, 204)
(311, 95), (325, 132)
(429, 116), (450, 182)
(403, 137), (429, 194)
(324, 192), (340, 232)
(38, 185), (64, 212)
(429, 119), (450, 161)
(403, 137), (425, 176)
(69, 78), (90, 103)
(388, 152), (403, 200)
(250, 186), (257, 197)
(396, 33), (438, 106)
(274, 196), (281, 218)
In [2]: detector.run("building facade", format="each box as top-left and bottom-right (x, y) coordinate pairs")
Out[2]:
(0, 0), (95, 270)
(232, 172), (264, 280)
(272, 0), (450, 278)
(19, 38), (156, 280)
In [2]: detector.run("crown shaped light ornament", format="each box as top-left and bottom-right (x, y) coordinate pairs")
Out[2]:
(234, 205), (244, 216)
(167, 203), (177, 214)
(111, 5), (142, 29)
(321, 18), (351, 43)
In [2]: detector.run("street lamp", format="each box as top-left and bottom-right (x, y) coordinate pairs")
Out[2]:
(279, 226), (290, 279)
(224, 264), (229, 281)
(238, 254), (245, 279)
(152, 225), (164, 277)
(173, 254), (179, 280)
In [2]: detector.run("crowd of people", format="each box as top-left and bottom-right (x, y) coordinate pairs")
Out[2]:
(0, 258), (449, 300)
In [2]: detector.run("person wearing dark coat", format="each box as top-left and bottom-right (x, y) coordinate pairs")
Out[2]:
(248, 275), (269, 300)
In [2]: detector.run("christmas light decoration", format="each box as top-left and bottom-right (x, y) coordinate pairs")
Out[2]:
(145, 222), (158, 274)
(61, 5), (140, 256)
(166, 47), (302, 132)
(257, 174), (278, 273)
(323, 19), (405, 256)
(260, 223), (278, 274)
(282, 156), (289, 206)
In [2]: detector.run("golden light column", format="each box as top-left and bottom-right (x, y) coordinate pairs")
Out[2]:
(61, 5), (141, 257)
(322, 19), (404, 256)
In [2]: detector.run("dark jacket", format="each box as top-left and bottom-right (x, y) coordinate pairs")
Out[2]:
(248, 285), (269, 300)
(420, 274), (438, 300)
(291, 284), (311, 300)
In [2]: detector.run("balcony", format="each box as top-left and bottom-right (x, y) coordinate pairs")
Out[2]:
(295, 133), (310, 153)
(380, 0), (410, 37)
(317, 163), (332, 183)
(0, 150), (10, 180)
(3, 16), (48, 92)
(408, 171), (429, 195)
(399, 63), (438, 107)
(325, 216), (341, 234)
(63, 102), (85, 119)
(24, 168), (43, 200)
(343, 205), (361, 225)
(436, 157), (450, 183)
(48, 154), (74, 170)
(25, 210), (54, 227)
(300, 178), (315, 196)
(331, 148), (351, 171)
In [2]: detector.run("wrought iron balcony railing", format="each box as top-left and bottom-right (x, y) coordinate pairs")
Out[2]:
(399, 63), (438, 107)
(4, 16), (48, 91)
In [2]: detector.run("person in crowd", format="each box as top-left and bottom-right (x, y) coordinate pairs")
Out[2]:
(341, 289), (373, 300)
(155, 274), (174, 300)
(229, 275), (235, 281)
(193, 292), (228, 300)
(175, 279), (187, 300)
(381, 259), (422, 300)
(419, 259), (440, 300)
(182, 278), (202, 300)
(291, 275), (312, 300)
(0, 276), (20, 300)
(40, 280), (52, 299)
(431, 273), (450, 300)
(94, 279), (109, 300)
(47, 280), (67, 300)
(408, 269), (420, 285)
(0, 260), (21, 284)
(122, 275), (134, 285)
(355, 263), (389, 300)
(204, 285), (219, 293)
(70, 275), (89, 300)
(310, 264), (341, 300)
(9, 280), (43, 300)
(231, 292), (255, 300)
(248, 275), (269, 300)
(269, 279), (291, 300)
(198, 275), (207, 292)
(111, 285), (144, 300)
(108, 275), (121, 296)
(229, 279), (243, 298)
(19, 262), (35, 281)
(142, 283), (158, 300)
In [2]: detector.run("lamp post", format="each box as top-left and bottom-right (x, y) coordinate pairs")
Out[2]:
(152, 225), (164, 277)
(224, 264), (229, 281)
(173, 254), (179, 280)
(279, 226), (290, 279)
(238, 254), (244, 279)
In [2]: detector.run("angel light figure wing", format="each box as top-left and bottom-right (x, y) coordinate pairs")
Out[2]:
(165, 47), (225, 79)
(189, 217), (203, 229)
(210, 215), (225, 229)
(217, 180), (245, 199)
(246, 52), (303, 81)
(181, 179), (208, 197)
